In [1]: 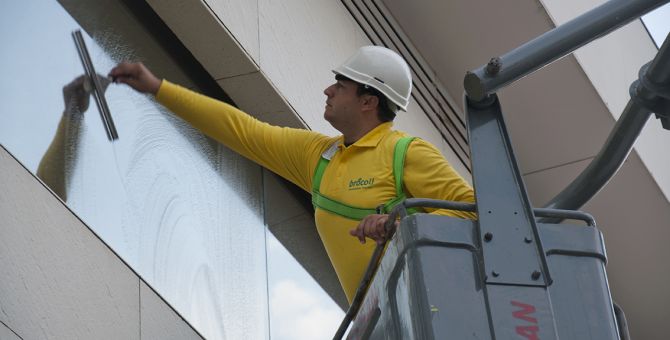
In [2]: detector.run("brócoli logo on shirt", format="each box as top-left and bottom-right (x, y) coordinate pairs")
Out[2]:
(348, 177), (375, 190)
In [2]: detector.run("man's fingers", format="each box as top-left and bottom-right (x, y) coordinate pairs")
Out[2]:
(356, 216), (375, 244)
(108, 62), (139, 79)
(109, 62), (161, 95)
(364, 222), (377, 241)
(350, 214), (394, 245)
(349, 224), (365, 244)
(112, 75), (134, 86)
(377, 216), (388, 238)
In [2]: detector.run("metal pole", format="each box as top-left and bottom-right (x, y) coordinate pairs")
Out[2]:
(333, 205), (397, 340)
(464, 0), (670, 101)
(542, 33), (670, 219)
(542, 101), (651, 213)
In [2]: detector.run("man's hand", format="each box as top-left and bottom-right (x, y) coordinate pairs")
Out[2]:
(63, 74), (110, 115)
(349, 214), (398, 245)
(108, 62), (161, 95)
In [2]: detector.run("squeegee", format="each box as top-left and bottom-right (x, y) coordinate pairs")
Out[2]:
(72, 29), (118, 141)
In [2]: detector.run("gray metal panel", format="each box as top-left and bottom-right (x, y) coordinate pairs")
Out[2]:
(538, 224), (618, 339)
(539, 223), (607, 261)
(349, 214), (492, 339)
(486, 285), (559, 339)
(545, 255), (619, 339)
(348, 213), (619, 340)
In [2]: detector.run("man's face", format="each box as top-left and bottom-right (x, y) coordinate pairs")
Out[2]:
(323, 78), (363, 131)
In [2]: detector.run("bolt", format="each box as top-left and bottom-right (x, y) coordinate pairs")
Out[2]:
(492, 271), (500, 277)
(524, 237), (533, 243)
(484, 232), (493, 242)
(485, 57), (502, 76)
(531, 271), (541, 280)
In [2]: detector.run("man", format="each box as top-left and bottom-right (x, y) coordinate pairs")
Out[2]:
(109, 46), (475, 304)
(38, 74), (109, 201)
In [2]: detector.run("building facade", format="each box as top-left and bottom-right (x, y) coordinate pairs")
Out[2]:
(0, 0), (668, 339)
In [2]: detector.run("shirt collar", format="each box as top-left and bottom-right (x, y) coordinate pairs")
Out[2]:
(338, 122), (393, 149)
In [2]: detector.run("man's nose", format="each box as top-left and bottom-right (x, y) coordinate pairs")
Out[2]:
(324, 84), (334, 97)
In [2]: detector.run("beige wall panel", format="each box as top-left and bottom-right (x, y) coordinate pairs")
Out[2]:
(540, 0), (657, 117)
(540, 0), (670, 207)
(0, 147), (140, 340)
(258, 0), (369, 136)
(524, 153), (670, 340)
(498, 55), (614, 174)
(382, 0), (615, 175)
(217, 71), (306, 129)
(140, 281), (204, 340)
(204, 0), (260, 63)
(524, 158), (590, 207)
(146, 0), (258, 79)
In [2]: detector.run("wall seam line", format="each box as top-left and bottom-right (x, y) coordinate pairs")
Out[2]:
(0, 319), (24, 340)
(523, 155), (596, 176)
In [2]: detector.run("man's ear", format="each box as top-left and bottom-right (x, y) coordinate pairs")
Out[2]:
(360, 94), (380, 112)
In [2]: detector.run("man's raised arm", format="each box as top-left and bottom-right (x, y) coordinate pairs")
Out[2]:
(108, 62), (332, 193)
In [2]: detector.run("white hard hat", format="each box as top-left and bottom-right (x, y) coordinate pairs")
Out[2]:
(333, 46), (412, 111)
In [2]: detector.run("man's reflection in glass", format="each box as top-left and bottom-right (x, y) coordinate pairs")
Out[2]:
(37, 75), (109, 200)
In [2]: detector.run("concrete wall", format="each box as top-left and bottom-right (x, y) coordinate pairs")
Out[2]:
(541, 0), (670, 208)
(535, 2), (670, 338)
(0, 145), (203, 340)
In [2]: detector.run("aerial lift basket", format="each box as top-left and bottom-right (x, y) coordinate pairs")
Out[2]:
(335, 0), (670, 338)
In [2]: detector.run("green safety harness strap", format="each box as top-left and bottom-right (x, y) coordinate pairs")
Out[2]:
(311, 136), (416, 220)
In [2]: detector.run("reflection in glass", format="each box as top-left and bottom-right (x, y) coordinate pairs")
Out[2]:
(266, 230), (344, 340)
(1, 2), (268, 339)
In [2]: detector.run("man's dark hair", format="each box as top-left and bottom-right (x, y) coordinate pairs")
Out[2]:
(335, 74), (397, 122)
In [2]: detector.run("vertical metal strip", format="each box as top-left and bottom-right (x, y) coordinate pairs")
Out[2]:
(466, 94), (550, 286)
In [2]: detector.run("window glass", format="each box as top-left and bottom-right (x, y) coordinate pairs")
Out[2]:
(0, 2), (268, 339)
(266, 230), (344, 340)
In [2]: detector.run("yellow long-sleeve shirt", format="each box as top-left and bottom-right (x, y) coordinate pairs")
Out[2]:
(156, 80), (475, 303)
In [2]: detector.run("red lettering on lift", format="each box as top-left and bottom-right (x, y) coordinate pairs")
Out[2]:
(511, 300), (539, 340)
(516, 325), (539, 340)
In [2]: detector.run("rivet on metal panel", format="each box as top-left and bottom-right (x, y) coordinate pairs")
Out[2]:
(524, 237), (533, 243)
(485, 57), (502, 76)
(484, 232), (493, 242)
(531, 271), (541, 280)
(492, 271), (500, 277)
